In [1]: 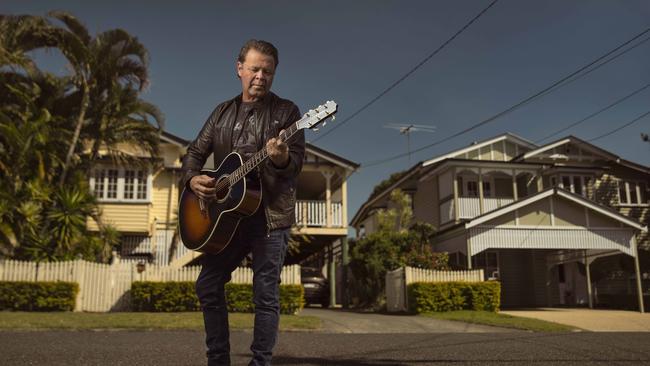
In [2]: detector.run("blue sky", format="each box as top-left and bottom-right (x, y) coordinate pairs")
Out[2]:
(3, 1), (650, 228)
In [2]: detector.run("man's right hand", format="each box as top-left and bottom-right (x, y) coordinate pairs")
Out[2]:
(190, 175), (217, 201)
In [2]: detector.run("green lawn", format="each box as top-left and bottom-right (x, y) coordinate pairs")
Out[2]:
(0, 311), (321, 331)
(421, 310), (579, 332)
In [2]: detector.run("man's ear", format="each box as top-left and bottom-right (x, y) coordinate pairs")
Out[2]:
(236, 62), (243, 79)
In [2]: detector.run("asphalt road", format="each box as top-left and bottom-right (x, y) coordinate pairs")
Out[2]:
(3, 330), (650, 365)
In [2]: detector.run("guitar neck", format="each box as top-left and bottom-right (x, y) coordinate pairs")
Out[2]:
(227, 121), (300, 186)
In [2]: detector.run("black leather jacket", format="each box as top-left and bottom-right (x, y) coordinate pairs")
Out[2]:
(181, 92), (305, 231)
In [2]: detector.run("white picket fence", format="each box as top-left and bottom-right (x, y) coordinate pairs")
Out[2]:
(0, 259), (301, 312)
(403, 266), (484, 284)
(385, 266), (485, 312)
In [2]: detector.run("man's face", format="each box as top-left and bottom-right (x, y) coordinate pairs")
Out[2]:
(237, 49), (276, 102)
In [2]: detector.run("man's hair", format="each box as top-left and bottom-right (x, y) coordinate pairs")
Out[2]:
(237, 39), (279, 67)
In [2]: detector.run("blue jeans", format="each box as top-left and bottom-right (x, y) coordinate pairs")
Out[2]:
(195, 217), (289, 366)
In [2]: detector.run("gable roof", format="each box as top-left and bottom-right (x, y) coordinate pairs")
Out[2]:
(465, 187), (647, 231)
(515, 135), (650, 174)
(306, 143), (360, 171)
(423, 133), (537, 167)
(349, 161), (424, 227)
(161, 131), (189, 147)
(514, 135), (617, 162)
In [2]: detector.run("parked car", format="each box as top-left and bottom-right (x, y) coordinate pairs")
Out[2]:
(300, 267), (330, 307)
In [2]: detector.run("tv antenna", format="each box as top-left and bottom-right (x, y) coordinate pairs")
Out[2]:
(383, 124), (437, 163)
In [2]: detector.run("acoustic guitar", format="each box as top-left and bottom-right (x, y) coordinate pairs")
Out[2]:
(178, 101), (337, 255)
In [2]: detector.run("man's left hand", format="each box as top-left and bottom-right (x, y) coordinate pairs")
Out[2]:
(266, 133), (289, 168)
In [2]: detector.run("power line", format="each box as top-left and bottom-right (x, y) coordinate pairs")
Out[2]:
(310, 0), (499, 144)
(517, 35), (650, 115)
(536, 81), (650, 143)
(361, 26), (650, 168)
(588, 109), (650, 142)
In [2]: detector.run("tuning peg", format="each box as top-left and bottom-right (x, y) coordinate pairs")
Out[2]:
(313, 127), (319, 131)
(322, 121), (327, 126)
(331, 115), (336, 121)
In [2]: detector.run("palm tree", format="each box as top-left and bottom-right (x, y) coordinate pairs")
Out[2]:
(0, 14), (53, 76)
(85, 85), (164, 171)
(42, 11), (152, 184)
(0, 11), (161, 262)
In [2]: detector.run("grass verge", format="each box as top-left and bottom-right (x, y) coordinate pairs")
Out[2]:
(0, 311), (321, 331)
(421, 310), (578, 332)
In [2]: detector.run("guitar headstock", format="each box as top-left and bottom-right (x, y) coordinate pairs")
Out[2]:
(296, 100), (337, 131)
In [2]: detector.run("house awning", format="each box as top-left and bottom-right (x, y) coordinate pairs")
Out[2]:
(452, 188), (647, 257)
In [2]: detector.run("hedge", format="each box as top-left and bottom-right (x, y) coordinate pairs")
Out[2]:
(407, 281), (500, 313)
(131, 282), (304, 314)
(0, 281), (79, 311)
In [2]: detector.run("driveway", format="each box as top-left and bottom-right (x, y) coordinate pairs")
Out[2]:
(300, 307), (513, 333)
(501, 308), (650, 331)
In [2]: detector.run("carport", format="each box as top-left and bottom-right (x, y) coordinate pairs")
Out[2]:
(434, 188), (648, 312)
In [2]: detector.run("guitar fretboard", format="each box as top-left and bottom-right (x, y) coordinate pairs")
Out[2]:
(226, 121), (300, 186)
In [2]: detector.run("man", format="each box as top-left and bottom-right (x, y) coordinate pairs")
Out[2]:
(181, 39), (305, 366)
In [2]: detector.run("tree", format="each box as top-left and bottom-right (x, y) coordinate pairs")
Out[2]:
(84, 86), (163, 172)
(0, 79), (118, 261)
(40, 11), (153, 184)
(348, 189), (447, 308)
(0, 14), (54, 77)
(0, 12), (157, 262)
(368, 169), (410, 201)
(377, 189), (413, 233)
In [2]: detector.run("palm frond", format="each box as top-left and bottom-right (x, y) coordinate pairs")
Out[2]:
(47, 11), (91, 45)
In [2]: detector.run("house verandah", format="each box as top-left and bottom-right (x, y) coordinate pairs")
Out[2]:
(434, 188), (648, 311)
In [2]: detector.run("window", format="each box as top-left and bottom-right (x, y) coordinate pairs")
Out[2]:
(124, 170), (135, 199)
(137, 171), (147, 199)
(94, 170), (106, 198)
(630, 185), (639, 204)
(558, 175), (591, 197)
(618, 181), (648, 205)
(107, 169), (118, 199)
(467, 181), (478, 197)
(573, 176), (582, 196)
(618, 182), (627, 203)
(461, 177), (492, 197)
(90, 167), (150, 202)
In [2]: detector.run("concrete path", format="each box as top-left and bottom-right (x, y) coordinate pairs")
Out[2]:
(501, 308), (650, 331)
(300, 307), (513, 333)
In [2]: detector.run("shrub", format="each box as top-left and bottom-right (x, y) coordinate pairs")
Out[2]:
(131, 282), (199, 312)
(280, 285), (305, 314)
(0, 281), (78, 311)
(407, 281), (500, 313)
(131, 282), (304, 314)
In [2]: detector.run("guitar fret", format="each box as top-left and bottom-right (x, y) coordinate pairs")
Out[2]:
(228, 102), (336, 187)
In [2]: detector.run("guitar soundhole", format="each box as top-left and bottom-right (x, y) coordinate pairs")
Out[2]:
(215, 175), (230, 203)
